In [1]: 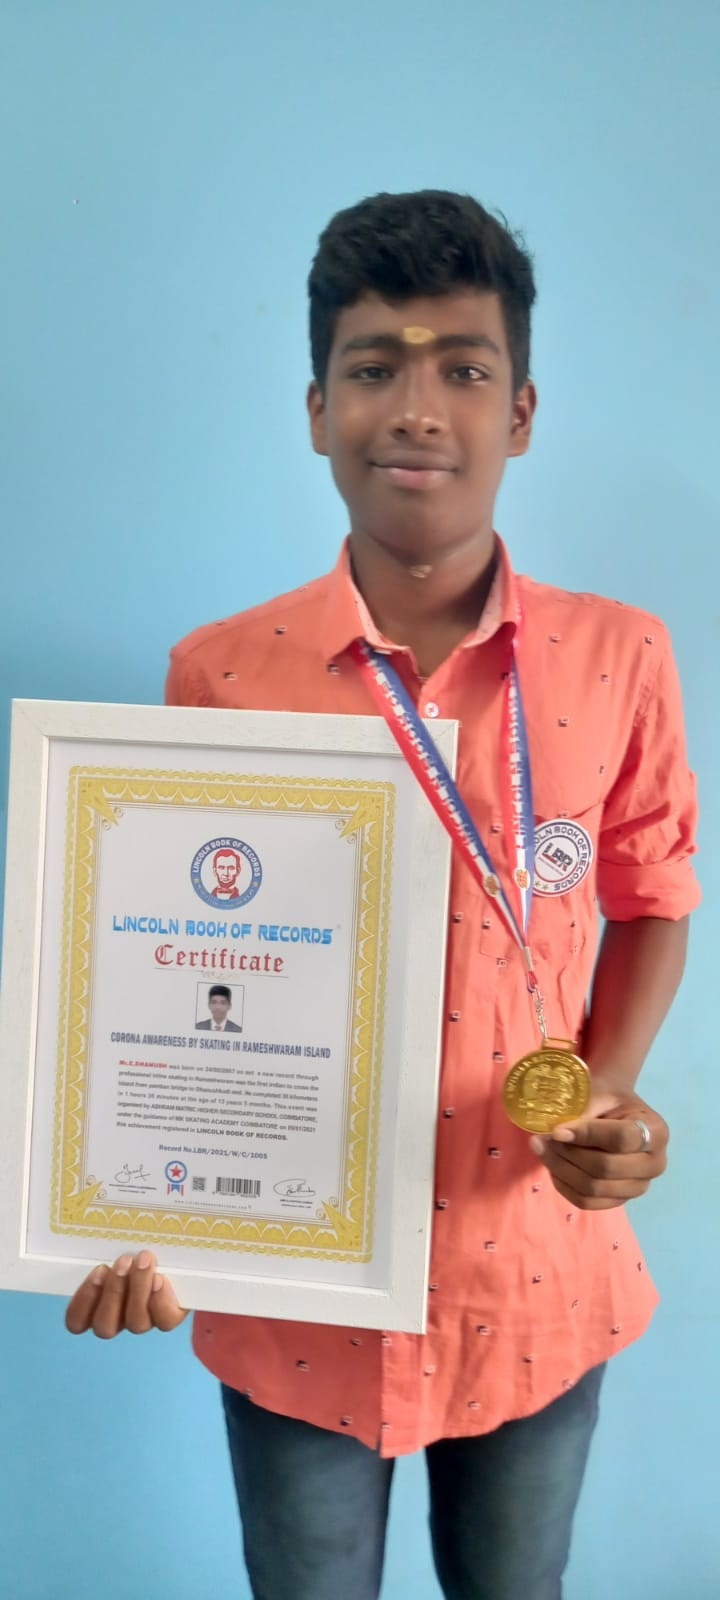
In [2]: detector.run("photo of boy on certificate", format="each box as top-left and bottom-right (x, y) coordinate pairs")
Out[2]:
(66, 190), (699, 1599)
(195, 984), (244, 1033)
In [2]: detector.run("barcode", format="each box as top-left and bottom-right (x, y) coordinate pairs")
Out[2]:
(215, 1177), (261, 1197)
(192, 1176), (206, 1192)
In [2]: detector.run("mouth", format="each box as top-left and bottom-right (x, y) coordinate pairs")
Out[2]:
(370, 457), (457, 491)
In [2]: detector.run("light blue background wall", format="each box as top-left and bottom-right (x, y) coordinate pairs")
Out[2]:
(1, 4), (718, 1596)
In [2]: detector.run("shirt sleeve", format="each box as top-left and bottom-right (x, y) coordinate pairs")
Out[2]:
(165, 645), (210, 708)
(597, 625), (700, 921)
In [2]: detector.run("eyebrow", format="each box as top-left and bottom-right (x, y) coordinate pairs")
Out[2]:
(339, 331), (503, 358)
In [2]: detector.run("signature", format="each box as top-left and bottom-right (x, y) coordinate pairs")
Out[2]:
(113, 1163), (154, 1188)
(273, 1178), (316, 1199)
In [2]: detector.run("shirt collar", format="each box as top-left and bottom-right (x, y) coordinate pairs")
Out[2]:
(320, 535), (519, 665)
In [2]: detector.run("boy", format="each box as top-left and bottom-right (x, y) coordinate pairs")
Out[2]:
(67, 191), (699, 1600)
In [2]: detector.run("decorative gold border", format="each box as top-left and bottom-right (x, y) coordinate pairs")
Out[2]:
(52, 768), (394, 1262)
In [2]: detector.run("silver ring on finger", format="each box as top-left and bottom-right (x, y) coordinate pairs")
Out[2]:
(634, 1118), (652, 1154)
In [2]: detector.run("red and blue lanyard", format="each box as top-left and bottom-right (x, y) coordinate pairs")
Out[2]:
(350, 637), (547, 1035)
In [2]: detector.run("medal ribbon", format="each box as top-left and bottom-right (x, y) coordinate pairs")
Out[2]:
(350, 637), (547, 1037)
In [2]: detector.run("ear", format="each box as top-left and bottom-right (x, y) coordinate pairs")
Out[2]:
(307, 381), (329, 457)
(507, 379), (537, 460)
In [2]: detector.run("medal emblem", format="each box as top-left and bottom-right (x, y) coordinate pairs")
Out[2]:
(502, 1041), (590, 1133)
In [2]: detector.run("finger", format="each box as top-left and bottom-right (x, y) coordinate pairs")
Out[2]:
(547, 1171), (642, 1211)
(91, 1254), (134, 1339)
(124, 1251), (159, 1334)
(538, 1143), (667, 1182)
(148, 1271), (189, 1333)
(540, 1148), (651, 1202)
(549, 1116), (664, 1155)
(65, 1264), (110, 1334)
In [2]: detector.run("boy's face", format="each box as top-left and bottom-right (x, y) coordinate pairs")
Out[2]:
(308, 289), (536, 563)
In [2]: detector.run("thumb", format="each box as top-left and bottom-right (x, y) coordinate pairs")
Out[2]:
(150, 1271), (189, 1333)
(547, 1088), (631, 1146)
(530, 1089), (623, 1155)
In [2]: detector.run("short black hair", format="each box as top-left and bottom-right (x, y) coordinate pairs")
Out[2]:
(308, 189), (536, 396)
(208, 985), (231, 1002)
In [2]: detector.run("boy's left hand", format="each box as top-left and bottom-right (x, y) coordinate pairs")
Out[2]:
(530, 1090), (669, 1210)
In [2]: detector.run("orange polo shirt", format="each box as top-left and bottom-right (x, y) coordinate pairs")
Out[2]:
(165, 538), (699, 1457)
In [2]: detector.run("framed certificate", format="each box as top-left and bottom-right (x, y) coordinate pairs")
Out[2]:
(0, 700), (456, 1331)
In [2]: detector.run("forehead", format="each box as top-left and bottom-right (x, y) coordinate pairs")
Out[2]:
(331, 288), (509, 356)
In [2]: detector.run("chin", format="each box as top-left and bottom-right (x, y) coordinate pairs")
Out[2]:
(365, 518), (466, 560)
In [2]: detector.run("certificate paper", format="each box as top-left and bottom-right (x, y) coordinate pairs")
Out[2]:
(0, 702), (456, 1330)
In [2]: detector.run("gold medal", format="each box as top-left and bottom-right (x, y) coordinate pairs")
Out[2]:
(502, 1039), (591, 1133)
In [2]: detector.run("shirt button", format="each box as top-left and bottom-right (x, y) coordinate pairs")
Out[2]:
(424, 701), (439, 718)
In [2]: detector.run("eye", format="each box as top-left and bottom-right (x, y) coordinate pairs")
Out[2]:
(349, 364), (392, 382)
(450, 364), (490, 383)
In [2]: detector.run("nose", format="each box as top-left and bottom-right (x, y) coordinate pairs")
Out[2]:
(388, 363), (449, 440)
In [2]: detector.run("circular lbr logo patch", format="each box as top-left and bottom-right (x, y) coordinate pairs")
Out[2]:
(191, 836), (262, 909)
(533, 820), (593, 897)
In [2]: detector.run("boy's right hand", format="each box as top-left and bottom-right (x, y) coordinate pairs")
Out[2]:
(65, 1250), (188, 1338)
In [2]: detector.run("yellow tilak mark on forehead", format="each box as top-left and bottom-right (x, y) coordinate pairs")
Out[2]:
(401, 325), (436, 344)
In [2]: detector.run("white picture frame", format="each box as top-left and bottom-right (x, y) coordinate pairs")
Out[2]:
(0, 699), (457, 1332)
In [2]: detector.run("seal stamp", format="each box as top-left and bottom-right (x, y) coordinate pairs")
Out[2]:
(165, 1160), (188, 1195)
(533, 819), (593, 897)
(191, 836), (262, 909)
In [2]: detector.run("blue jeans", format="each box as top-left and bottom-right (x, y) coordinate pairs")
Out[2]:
(221, 1363), (605, 1600)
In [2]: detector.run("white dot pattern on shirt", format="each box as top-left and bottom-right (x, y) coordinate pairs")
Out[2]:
(205, 584), (658, 1438)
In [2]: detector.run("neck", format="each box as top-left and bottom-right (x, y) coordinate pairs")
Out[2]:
(349, 529), (498, 673)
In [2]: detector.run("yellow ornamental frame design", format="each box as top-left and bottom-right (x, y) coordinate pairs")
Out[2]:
(53, 767), (394, 1263)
